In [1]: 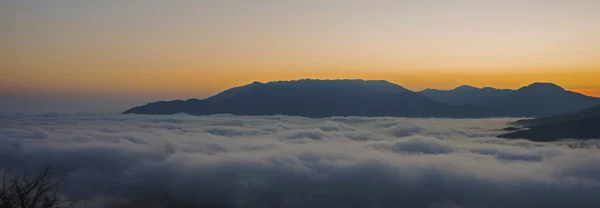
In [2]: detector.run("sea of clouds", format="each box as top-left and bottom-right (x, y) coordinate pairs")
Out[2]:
(1, 113), (600, 208)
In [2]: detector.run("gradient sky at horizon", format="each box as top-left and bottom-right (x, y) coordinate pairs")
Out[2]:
(1, 0), (600, 113)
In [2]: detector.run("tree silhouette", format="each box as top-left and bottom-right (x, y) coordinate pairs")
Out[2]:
(0, 166), (73, 208)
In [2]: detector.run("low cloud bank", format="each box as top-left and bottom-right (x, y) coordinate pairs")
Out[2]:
(1, 114), (600, 207)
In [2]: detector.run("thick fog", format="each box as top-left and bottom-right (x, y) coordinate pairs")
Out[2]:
(1, 113), (600, 208)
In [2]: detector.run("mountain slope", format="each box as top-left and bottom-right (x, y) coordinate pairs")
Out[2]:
(499, 105), (600, 141)
(124, 80), (600, 118)
(499, 118), (600, 141)
(124, 79), (492, 118)
(483, 83), (600, 117)
(513, 105), (600, 127)
(420, 85), (513, 105)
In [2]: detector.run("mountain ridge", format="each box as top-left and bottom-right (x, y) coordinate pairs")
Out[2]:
(124, 79), (492, 118)
(420, 85), (513, 105)
(481, 82), (600, 117)
(499, 105), (600, 141)
(124, 79), (600, 118)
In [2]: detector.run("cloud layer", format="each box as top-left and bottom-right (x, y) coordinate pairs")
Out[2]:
(1, 114), (600, 208)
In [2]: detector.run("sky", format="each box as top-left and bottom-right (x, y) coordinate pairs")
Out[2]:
(1, 0), (600, 113)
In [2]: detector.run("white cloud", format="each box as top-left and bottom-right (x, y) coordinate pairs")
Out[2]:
(1, 114), (599, 207)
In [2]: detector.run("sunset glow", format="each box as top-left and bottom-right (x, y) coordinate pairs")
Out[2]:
(2, 0), (599, 112)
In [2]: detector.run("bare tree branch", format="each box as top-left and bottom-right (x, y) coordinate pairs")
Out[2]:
(0, 166), (73, 208)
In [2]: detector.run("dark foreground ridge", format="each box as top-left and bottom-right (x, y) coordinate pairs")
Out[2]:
(124, 79), (600, 118)
(499, 105), (600, 141)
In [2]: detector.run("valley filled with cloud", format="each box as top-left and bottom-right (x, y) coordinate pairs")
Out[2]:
(1, 114), (600, 208)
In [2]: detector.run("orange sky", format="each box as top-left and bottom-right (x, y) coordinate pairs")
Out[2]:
(1, 0), (600, 100)
(3, 68), (599, 98)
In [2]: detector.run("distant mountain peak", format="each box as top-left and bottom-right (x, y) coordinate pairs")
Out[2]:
(528, 82), (564, 88)
(124, 79), (599, 118)
(267, 78), (381, 83)
(519, 82), (565, 92)
(454, 85), (479, 91)
(260, 79), (410, 92)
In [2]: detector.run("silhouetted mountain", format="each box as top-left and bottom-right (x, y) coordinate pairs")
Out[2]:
(500, 127), (523, 131)
(454, 85), (478, 91)
(420, 85), (513, 105)
(482, 82), (600, 117)
(124, 79), (492, 118)
(207, 79), (409, 102)
(499, 118), (600, 141)
(422, 83), (600, 116)
(513, 105), (600, 127)
(499, 105), (600, 141)
(124, 80), (600, 118)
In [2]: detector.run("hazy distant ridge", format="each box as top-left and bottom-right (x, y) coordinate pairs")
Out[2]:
(124, 79), (600, 118)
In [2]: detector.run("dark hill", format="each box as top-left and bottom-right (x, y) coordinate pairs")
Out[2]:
(420, 85), (513, 105)
(499, 118), (600, 141)
(124, 79), (491, 118)
(513, 105), (600, 127)
(483, 83), (600, 117)
(124, 80), (600, 118)
(499, 105), (600, 141)
(422, 82), (600, 116)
